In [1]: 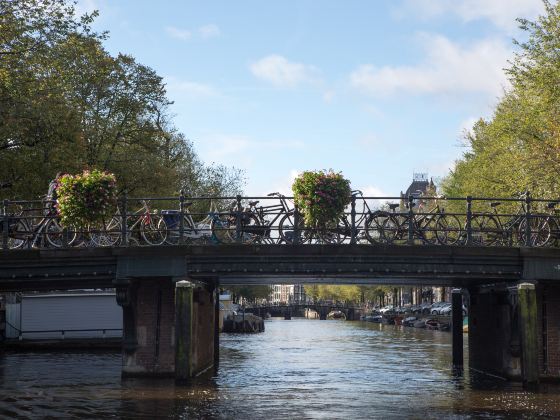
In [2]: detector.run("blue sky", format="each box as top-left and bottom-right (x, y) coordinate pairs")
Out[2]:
(77, 0), (545, 196)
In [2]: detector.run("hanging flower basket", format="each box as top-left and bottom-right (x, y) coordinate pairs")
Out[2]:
(56, 169), (117, 228)
(292, 170), (352, 227)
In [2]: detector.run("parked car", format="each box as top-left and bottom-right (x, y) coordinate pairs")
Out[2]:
(430, 302), (450, 315)
(410, 305), (422, 315)
(440, 304), (468, 317)
(402, 316), (417, 327)
(379, 305), (394, 314)
(420, 303), (433, 315)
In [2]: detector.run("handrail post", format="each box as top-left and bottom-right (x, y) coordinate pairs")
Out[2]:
(2, 199), (8, 250)
(179, 189), (185, 245)
(236, 194), (242, 243)
(525, 191), (532, 247)
(408, 195), (414, 245)
(350, 194), (357, 244)
(293, 208), (301, 245)
(466, 196), (472, 246)
(120, 191), (128, 247)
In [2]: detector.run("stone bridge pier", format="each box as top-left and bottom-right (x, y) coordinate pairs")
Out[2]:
(467, 281), (560, 386)
(114, 276), (218, 382)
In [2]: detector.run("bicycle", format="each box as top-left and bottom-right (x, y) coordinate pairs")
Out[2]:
(6, 200), (77, 249)
(94, 199), (167, 246)
(381, 199), (447, 245)
(471, 197), (552, 247)
(353, 191), (401, 244)
(209, 194), (292, 244)
(278, 202), (350, 244)
(246, 192), (294, 244)
(160, 199), (218, 245)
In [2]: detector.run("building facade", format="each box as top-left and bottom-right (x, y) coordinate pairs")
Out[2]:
(269, 284), (306, 304)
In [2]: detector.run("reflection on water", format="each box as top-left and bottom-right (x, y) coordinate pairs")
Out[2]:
(1, 319), (560, 418)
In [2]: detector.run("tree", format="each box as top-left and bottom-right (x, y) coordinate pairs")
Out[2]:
(0, 0), (244, 200)
(442, 1), (560, 205)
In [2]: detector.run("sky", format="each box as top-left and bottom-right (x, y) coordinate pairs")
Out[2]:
(77, 0), (545, 197)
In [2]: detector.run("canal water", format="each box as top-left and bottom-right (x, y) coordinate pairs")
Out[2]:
(2, 319), (560, 419)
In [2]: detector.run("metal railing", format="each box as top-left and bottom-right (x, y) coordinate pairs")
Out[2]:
(2, 192), (560, 250)
(4, 321), (122, 340)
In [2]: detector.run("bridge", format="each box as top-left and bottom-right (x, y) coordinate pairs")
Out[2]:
(2, 194), (560, 387)
(1, 242), (559, 387)
(244, 301), (366, 320)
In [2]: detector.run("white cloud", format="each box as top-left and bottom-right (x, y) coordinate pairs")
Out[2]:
(398, 0), (544, 32)
(202, 134), (305, 167)
(350, 33), (511, 97)
(199, 24), (221, 39)
(268, 169), (301, 197)
(165, 26), (191, 41)
(357, 185), (394, 209)
(458, 116), (479, 136)
(322, 90), (335, 103)
(250, 55), (319, 87)
(166, 77), (219, 98)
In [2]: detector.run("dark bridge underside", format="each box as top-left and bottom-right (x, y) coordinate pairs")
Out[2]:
(0, 244), (559, 291)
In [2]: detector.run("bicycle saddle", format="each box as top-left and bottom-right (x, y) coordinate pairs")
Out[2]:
(388, 203), (400, 210)
(249, 200), (259, 206)
(490, 202), (501, 207)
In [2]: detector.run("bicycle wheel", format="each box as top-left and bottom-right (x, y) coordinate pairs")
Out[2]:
(7, 218), (28, 249)
(436, 214), (464, 245)
(278, 212), (309, 244)
(237, 212), (263, 244)
(317, 217), (351, 244)
(382, 215), (407, 245)
(89, 217), (122, 247)
(364, 211), (391, 244)
(45, 218), (77, 248)
(470, 214), (501, 246)
(417, 216), (438, 245)
(211, 213), (235, 244)
(140, 214), (167, 246)
(518, 214), (552, 247)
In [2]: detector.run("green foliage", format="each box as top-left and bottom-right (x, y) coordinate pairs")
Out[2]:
(0, 0), (244, 200)
(303, 284), (391, 304)
(292, 170), (352, 227)
(56, 169), (117, 227)
(442, 1), (560, 208)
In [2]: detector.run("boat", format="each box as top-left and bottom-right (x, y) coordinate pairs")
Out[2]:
(402, 316), (417, 327)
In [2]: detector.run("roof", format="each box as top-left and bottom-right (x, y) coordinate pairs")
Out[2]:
(404, 180), (430, 197)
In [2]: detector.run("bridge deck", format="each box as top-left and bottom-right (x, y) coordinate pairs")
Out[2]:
(1, 244), (555, 291)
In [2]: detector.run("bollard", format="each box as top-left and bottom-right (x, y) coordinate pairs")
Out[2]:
(175, 280), (194, 382)
(452, 289), (463, 372)
(214, 286), (220, 370)
(518, 282), (539, 387)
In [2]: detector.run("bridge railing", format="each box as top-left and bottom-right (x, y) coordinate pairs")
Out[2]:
(2, 192), (560, 250)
